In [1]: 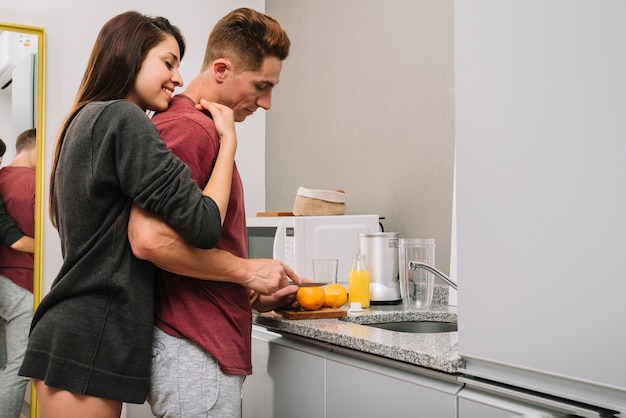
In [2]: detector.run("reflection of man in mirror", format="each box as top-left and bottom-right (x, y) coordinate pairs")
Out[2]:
(0, 138), (35, 253)
(0, 128), (36, 418)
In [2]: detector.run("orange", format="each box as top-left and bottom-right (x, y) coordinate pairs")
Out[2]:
(324, 284), (348, 308)
(323, 291), (340, 308)
(296, 286), (326, 311)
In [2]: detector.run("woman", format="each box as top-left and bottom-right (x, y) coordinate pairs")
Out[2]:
(18, 11), (236, 418)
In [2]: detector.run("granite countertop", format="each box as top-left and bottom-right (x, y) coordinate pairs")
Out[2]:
(253, 302), (464, 374)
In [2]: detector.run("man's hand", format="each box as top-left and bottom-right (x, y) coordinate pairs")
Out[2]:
(241, 259), (301, 295)
(252, 284), (299, 312)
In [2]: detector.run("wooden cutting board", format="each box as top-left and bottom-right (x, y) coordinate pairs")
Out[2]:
(256, 211), (294, 217)
(276, 307), (347, 320)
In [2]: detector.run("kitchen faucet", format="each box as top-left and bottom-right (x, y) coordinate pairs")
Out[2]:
(408, 261), (458, 291)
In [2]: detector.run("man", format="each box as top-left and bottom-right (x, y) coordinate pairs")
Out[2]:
(0, 128), (36, 418)
(127, 8), (298, 417)
(0, 138), (34, 253)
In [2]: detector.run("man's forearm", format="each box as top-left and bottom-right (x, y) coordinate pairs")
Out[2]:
(11, 235), (35, 253)
(128, 205), (296, 296)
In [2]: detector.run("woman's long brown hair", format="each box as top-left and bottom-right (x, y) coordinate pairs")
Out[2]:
(48, 11), (185, 226)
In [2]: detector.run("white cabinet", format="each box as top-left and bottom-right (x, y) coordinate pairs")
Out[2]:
(457, 384), (616, 418)
(326, 352), (460, 418)
(458, 388), (564, 418)
(243, 326), (331, 418)
(245, 325), (462, 418)
(124, 402), (153, 418)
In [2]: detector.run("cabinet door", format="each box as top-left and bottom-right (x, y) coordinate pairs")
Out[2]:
(458, 388), (566, 418)
(124, 402), (153, 418)
(242, 327), (279, 418)
(458, 397), (528, 418)
(243, 326), (331, 418)
(326, 352), (460, 418)
(458, 386), (616, 418)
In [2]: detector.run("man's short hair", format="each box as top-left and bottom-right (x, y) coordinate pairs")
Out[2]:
(16, 128), (36, 153)
(203, 8), (290, 72)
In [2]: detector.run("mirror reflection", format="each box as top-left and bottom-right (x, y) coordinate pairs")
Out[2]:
(0, 23), (45, 418)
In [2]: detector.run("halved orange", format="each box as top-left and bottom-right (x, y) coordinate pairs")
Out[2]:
(323, 291), (340, 308)
(324, 284), (348, 308)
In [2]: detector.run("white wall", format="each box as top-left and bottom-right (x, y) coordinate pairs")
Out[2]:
(265, 0), (456, 276)
(1, 0), (266, 292)
(0, 87), (11, 165)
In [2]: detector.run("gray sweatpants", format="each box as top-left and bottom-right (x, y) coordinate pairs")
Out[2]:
(148, 327), (245, 418)
(0, 275), (32, 418)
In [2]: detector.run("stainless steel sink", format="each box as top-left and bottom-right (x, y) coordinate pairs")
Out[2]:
(365, 321), (458, 333)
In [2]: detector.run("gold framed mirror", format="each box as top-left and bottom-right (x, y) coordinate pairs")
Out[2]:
(0, 21), (45, 418)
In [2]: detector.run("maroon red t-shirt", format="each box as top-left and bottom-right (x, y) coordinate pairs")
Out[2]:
(0, 166), (35, 292)
(152, 95), (252, 375)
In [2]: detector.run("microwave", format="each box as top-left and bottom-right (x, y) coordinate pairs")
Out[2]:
(246, 214), (380, 285)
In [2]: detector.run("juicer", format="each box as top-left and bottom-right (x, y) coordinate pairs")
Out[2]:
(358, 232), (402, 304)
